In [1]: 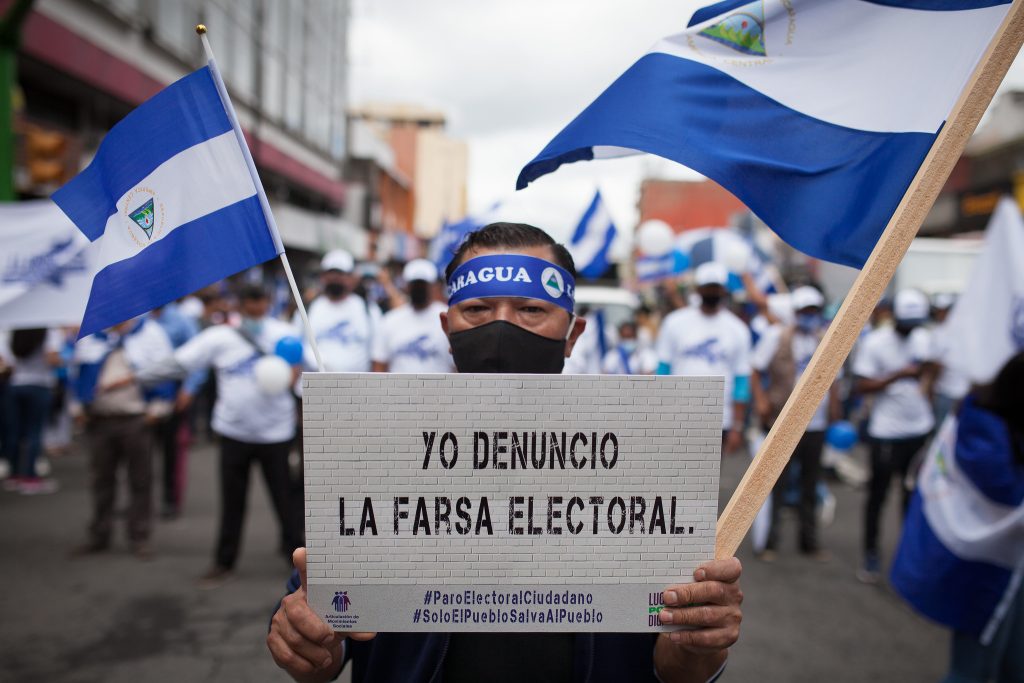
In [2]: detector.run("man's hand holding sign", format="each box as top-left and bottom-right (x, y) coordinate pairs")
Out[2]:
(269, 223), (742, 683)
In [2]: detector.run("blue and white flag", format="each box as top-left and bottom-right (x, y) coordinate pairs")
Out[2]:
(891, 402), (1024, 643)
(0, 200), (100, 328)
(943, 197), (1024, 385)
(430, 202), (501, 271)
(52, 66), (281, 338)
(635, 249), (691, 283)
(568, 190), (617, 279)
(676, 227), (774, 292)
(517, 0), (1011, 268)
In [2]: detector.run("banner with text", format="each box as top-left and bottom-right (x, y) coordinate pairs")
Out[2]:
(303, 373), (722, 632)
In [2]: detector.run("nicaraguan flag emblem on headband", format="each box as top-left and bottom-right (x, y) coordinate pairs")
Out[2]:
(447, 255), (576, 314)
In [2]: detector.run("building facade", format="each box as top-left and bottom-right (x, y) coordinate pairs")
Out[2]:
(349, 102), (467, 252)
(7, 0), (365, 283)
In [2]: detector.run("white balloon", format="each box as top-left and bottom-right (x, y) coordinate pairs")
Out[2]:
(636, 220), (675, 257)
(254, 355), (293, 395)
(721, 238), (751, 273)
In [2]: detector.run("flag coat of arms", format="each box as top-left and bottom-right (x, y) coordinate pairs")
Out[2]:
(517, 0), (1013, 268)
(52, 66), (281, 338)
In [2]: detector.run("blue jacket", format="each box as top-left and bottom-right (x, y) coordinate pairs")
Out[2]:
(283, 571), (661, 683)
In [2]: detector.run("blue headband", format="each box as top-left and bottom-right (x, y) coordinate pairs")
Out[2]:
(447, 254), (576, 313)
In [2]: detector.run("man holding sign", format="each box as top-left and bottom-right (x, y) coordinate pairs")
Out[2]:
(267, 223), (743, 682)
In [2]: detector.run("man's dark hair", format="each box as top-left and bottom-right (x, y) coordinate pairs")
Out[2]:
(444, 222), (576, 281)
(237, 283), (268, 302)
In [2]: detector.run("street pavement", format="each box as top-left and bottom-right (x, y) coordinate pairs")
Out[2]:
(0, 437), (947, 683)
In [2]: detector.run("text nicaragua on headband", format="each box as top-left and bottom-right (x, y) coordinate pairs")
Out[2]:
(447, 254), (576, 314)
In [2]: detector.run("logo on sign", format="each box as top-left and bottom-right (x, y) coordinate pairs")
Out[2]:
(332, 591), (352, 613)
(541, 267), (564, 299)
(123, 186), (166, 247)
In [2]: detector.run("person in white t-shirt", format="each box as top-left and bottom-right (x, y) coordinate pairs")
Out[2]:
(656, 262), (752, 454)
(371, 259), (454, 374)
(151, 284), (303, 586)
(602, 320), (657, 375)
(928, 293), (970, 426)
(852, 288), (936, 583)
(303, 250), (382, 372)
(563, 306), (605, 374)
(1, 328), (62, 493)
(750, 286), (841, 560)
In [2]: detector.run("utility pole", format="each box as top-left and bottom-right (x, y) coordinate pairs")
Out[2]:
(0, 0), (34, 201)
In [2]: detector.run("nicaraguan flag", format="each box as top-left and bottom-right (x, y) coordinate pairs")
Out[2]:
(943, 197), (1024, 385)
(430, 202), (501, 271)
(517, 0), (1012, 268)
(891, 400), (1024, 643)
(568, 190), (617, 279)
(52, 66), (281, 338)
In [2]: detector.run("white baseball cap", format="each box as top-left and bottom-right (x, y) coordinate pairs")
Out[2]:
(894, 289), (930, 322)
(402, 258), (439, 283)
(931, 292), (956, 310)
(694, 262), (729, 287)
(320, 249), (354, 273)
(791, 286), (825, 312)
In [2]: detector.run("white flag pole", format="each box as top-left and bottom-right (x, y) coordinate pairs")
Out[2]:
(195, 24), (325, 372)
(716, 1), (1024, 560)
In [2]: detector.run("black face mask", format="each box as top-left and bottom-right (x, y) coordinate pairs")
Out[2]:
(700, 293), (724, 310)
(449, 320), (567, 374)
(895, 322), (917, 337)
(409, 281), (430, 309)
(324, 282), (347, 299)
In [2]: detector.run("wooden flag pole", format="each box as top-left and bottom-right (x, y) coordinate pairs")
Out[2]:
(715, 0), (1024, 560)
(195, 23), (325, 372)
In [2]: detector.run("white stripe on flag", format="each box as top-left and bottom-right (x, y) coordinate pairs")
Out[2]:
(653, 0), (1006, 133)
(93, 131), (257, 271)
(920, 417), (1024, 569)
(571, 201), (613, 269)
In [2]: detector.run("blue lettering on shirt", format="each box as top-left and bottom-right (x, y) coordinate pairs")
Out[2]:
(680, 338), (725, 365)
(319, 320), (365, 346)
(223, 352), (261, 377)
(393, 334), (441, 361)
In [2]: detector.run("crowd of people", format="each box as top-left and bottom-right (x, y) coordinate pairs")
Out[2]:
(0, 240), (971, 578)
(0, 223), (1016, 681)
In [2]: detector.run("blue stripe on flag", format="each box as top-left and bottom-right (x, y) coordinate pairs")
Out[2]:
(580, 223), (616, 279)
(78, 196), (276, 337)
(53, 67), (232, 242)
(571, 191), (602, 244)
(517, 53), (937, 268)
(891, 492), (1012, 636)
(688, 0), (752, 27)
(954, 407), (1024, 506)
(862, 0), (1010, 9)
(690, 0), (1010, 26)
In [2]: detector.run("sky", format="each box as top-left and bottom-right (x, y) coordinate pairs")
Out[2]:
(349, 0), (1024, 248)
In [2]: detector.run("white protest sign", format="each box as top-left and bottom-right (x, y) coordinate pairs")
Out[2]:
(303, 373), (722, 632)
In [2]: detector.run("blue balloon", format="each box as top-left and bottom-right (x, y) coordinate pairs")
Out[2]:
(726, 272), (744, 293)
(826, 420), (858, 451)
(275, 336), (304, 365)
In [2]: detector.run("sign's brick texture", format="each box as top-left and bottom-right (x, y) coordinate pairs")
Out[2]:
(304, 374), (722, 588)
